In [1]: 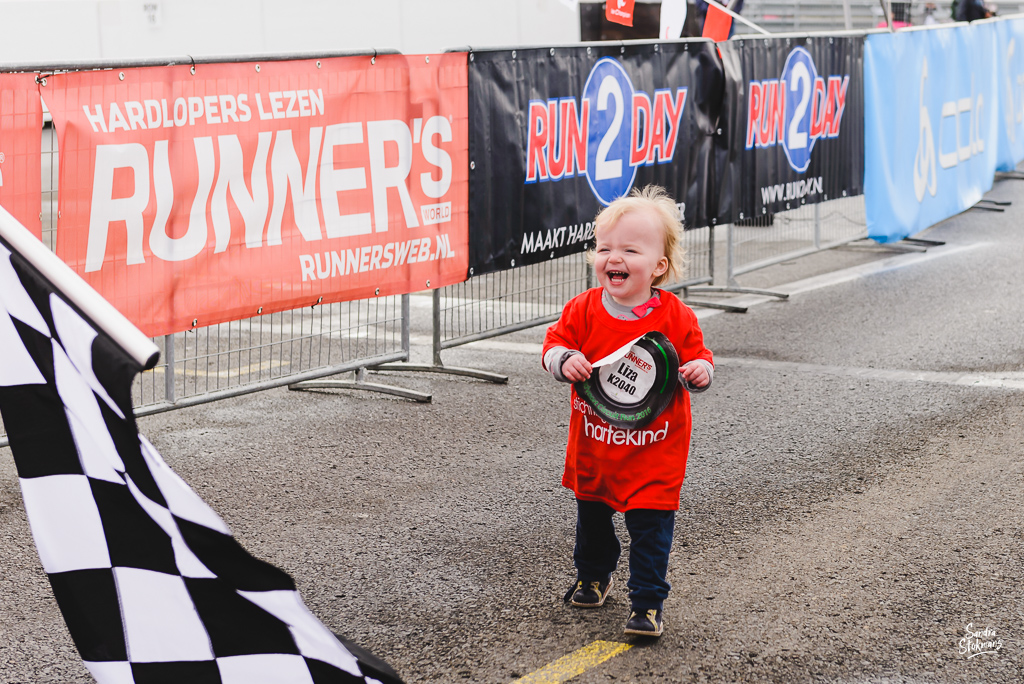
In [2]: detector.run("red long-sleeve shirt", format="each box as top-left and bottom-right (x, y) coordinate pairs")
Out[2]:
(543, 288), (713, 511)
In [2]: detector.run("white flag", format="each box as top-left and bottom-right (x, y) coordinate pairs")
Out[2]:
(660, 0), (688, 39)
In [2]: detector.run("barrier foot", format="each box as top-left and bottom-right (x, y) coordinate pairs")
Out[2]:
(681, 299), (749, 313)
(996, 171), (1024, 180)
(685, 286), (790, 300)
(371, 362), (509, 384)
(847, 238), (928, 253)
(901, 237), (945, 247)
(288, 372), (432, 403)
(977, 198), (1011, 206)
(970, 202), (1005, 212)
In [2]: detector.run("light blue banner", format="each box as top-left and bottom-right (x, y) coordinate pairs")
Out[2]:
(864, 24), (998, 243)
(995, 17), (1024, 171)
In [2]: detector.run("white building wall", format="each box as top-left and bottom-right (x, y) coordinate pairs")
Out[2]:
(0, 0), (582, 64)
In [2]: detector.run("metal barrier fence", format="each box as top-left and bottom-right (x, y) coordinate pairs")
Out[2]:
(132, 296), (412, 415)
(724, 195), (867, 285)
(0, 50), (421, 448)
(419, 224), (714, 373)
(741, 0), (956, 33)
(0, 46), (870, 446)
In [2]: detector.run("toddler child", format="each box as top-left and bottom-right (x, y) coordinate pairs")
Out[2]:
(542, 185), (713, 636)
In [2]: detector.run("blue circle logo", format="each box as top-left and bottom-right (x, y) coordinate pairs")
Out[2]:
(583, 58), (637, 206)
(780, 47), (818, 174)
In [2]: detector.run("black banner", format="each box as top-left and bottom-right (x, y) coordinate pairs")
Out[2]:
(716, 36), (864, 222)
(468, 40), (724, 276)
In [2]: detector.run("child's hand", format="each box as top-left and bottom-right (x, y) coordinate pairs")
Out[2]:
(681, 361), (710, 388)
(561, 354), (593, 382)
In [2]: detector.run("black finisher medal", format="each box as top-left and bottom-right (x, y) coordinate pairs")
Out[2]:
(574, 331), (680, 430)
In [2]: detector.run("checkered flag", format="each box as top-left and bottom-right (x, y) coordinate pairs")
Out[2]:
(0, 209), (403, 684)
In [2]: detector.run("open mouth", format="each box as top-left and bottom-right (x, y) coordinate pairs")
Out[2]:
(607, 271), (629, 285)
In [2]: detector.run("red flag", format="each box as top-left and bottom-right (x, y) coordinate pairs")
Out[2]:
(702, 2), (733, 42)
(606, 0), (635, 26)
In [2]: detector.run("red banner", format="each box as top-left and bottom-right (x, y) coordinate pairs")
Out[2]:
(0, 75), (43, 239)
(606, 0), (635, 26)
(43, 54), (469, 337)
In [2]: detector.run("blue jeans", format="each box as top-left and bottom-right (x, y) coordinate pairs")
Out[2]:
(573, 498), (675, 611)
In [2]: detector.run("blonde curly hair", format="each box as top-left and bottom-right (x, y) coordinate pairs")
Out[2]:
(589, 185), (686, 287)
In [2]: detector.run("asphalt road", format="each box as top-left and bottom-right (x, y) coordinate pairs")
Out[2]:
(2, 181), (1024, 683)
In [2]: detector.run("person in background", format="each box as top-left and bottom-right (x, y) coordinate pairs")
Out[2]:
(955, 0), (994, 21)
(878, 1), (912, 28)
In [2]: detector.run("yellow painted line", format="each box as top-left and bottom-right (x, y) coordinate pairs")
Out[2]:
(512, 640), (632, 684)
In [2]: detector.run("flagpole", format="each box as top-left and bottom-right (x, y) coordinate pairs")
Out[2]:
(0, 205), (160, 369)
(880, 0), (894, 31)
(702, 0), (772, 36)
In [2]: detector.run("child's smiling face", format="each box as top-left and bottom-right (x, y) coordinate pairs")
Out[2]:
(593, 209), (669, 308)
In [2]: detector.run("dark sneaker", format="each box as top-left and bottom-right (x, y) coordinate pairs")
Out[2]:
(565, 577), (613, 607)
(624, 608), (664, 636)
